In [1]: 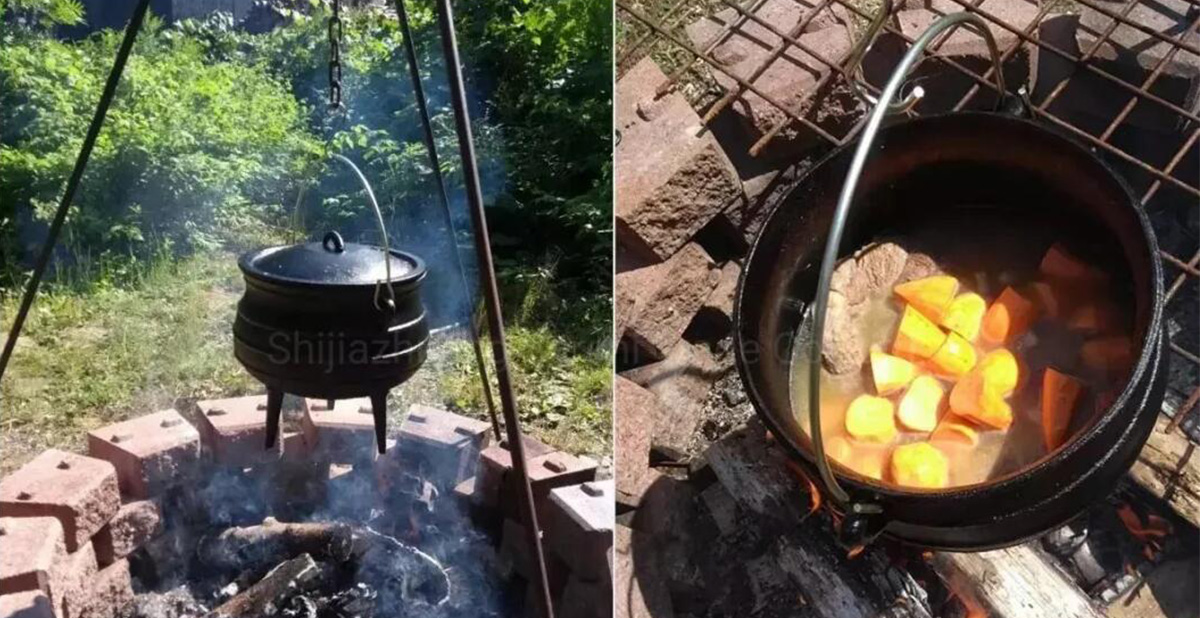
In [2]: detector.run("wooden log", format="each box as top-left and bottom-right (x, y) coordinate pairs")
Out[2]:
(204, 554), (320, 618)
(1127, 416), (1200, 529)
(929, 545), (1103, 618)
(198, 518), (354, 573)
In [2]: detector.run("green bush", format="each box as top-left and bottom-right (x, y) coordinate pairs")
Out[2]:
(0, 24), (321, 286)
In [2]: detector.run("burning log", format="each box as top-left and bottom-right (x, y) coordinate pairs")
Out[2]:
(203, 554), (321, 618)
(199, 518), (355, 575)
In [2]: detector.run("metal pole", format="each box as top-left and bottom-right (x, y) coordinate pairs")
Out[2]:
(392, 0), (503, 443)
(0, 0), (153, 380)
(431, 2), (555, 616)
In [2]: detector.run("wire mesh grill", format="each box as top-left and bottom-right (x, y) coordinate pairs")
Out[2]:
(617, 0), (1200, 444)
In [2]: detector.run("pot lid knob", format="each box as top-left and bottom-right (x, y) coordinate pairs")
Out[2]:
(322, 231), (346, 254)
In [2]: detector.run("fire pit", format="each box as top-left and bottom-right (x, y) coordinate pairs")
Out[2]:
(0, 400), (614, 618)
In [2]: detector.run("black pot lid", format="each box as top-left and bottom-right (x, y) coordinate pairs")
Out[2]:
(240, 231), (423, 286)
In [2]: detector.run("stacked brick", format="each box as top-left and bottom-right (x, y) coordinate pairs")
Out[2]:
(454, 434), (613, 617)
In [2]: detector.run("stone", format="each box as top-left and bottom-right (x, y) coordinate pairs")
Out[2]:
(685, 0), (851, 54)
(613, 376), (662, 506)
(0, 591), (54, 618)
(473, 436), (555, 509)
(701, 261), (742, 322)
(621, 243), (721, 361)
(863, 0), (1040, 112)
(0, 450), (120, 552)
(616, 262), (664, 341)
(196, 395), (282, 466)
(392, 404), (492, 489)
(615, 526), (673, 618)
(48, 541), (97, 617)
(623, 341), (725, 452)
(301, 397), (377, 464)
(559, 575), (612, 618)
(479, 447), (598, 520)
(499, 519), (569, 597)
(0, 517), (64, 595)
(61, 559), (133, 618)
(616, 59), (743, 261)
(86, 409), (201, 499)
(543, 481), (615, 582)
(93, 500), (162, 566)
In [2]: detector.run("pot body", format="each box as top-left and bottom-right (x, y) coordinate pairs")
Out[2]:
(233, 248), (429, 400)
(734, 113), (1168, 550)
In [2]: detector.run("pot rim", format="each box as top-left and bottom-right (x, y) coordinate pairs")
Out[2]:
(733, 111), (1166, 502)
(238, 244), (428, 290)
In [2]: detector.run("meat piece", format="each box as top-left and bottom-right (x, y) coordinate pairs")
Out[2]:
(898, 251), (943, 283)
(822, 292), (867, 375)
(831, 242), (910, 305)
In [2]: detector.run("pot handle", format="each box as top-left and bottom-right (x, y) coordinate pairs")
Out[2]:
(807, 12), (1011, 508)
(327, 153), (397, 313)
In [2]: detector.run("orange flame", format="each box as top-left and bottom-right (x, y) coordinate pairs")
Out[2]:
(784, 460), (823, 516)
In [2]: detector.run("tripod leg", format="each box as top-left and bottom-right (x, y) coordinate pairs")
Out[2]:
(370, 391), (388, 454)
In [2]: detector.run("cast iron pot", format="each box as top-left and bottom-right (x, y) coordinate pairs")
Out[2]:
(234, 155), (428, 455)
(734, 15), (1167, 550)
(235, 230), (429, 454)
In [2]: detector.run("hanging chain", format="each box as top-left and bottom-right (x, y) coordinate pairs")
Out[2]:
(327, 0), (344, 111)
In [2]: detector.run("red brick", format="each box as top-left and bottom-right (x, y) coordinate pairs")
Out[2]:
(500, 519), (569, 596)
(476, 438), (580, 515)
(0, 517), (64, 595)
(616, 59), (742, 261)
(543, 481), (614, 582)
(93, 500), (162, 566)
(61, 559), (132, 618)
(87, 409), (200, 499)
(0, 590), (54, 618)
(393, 404), (492, 488)
(301, 397), (377, 463)
(701, 261), (741, 322)
(196, 395), (282, 466)
(613, 377), (661, 507)
(281, 429), (314, 463)
(686, 0), (850, 50)
(623, 341), (724, 451)
(48, 541), (97, 617)
(0, 450), (119, 552)
(620, 243), (720, 361)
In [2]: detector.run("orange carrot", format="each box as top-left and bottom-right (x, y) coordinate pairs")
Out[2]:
(893, 305), (948, 360)
(979, 348), (1019, 395)
(1081, 335), (1134, 377)
(845, 395), (897, 443)
(898, 375), (944, 432)
(1028, 281), (1067, 320)
(845, 444), (891, 481)
(929, 332), (977, 378)
(1068, 301), (1122, 334)
(890, 442), (949, 488)
(950, 370), (1014, 429)
(940, 292), (986, 341)
(1039, 243), (1109, 287)
(870, 348), (918, 396)
(981, 286), (1038, 346)
(930, 413), (980, 447)
(894, 275), (959, 322)
(1042, 368), (1084, 450)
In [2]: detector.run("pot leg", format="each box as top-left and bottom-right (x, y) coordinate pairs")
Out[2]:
(326, 399), (335, 411)
(264, 388), (284, 450)
(370, 392), (388, 454)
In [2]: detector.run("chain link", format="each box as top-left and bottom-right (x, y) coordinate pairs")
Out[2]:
(327, 0), (344, 111)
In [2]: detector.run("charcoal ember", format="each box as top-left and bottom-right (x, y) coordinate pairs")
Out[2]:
(204, 554), (320, 618)
(281, 594), (318, 617)
(822, 291), (867, 374)
(130, 586), (210, 618)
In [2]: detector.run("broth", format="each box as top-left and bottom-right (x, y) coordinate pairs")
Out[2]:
(788, 214), (1134, 489)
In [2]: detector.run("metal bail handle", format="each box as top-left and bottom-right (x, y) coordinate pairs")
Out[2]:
(326, 153), (397, 313)
(808, 12), (1011, 508)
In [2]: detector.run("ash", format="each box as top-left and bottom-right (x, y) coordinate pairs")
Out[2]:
(127, 461), (515, 618)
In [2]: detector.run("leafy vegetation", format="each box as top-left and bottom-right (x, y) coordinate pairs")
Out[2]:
(0, 0), (612, 469)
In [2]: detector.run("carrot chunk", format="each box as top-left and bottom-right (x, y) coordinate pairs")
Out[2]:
(940, 292), (986, 341)
(893, 305), (948, 360)
(1039, 243), (1109, 287)
(1068, 301), (1122, 334)
(949, 370), (1014, 429)
(930, 413), (980, 447)
(845, 444), (890, 480)
(978, 348), (1019, 395)
(898, 375), (944, 432)
(1029, 281), (1067, 320)
(894, 275), (959, 321)
(870, 348), (918, 396)
(1042, 368), (1084, 450)
(890, 442), (949, 488)
(1081, 335), (1134, 377)
(825, 435), (854, 464)
(929, 332), (977, 378)
(845, 395), (897, 443)
(980, 286), (1038, 346)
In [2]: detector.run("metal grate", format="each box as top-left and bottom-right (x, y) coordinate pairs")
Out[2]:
(617, 0), (1200, 443)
